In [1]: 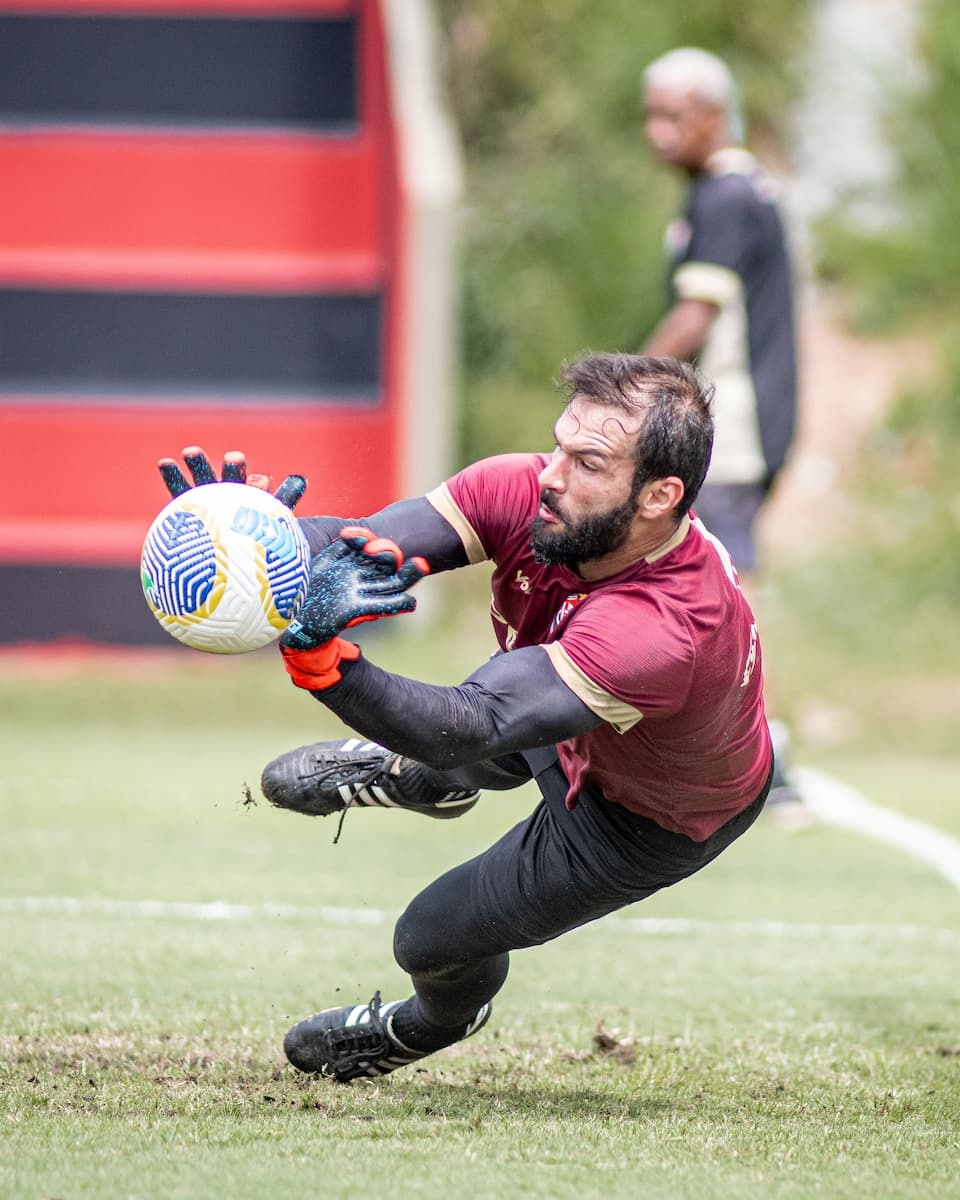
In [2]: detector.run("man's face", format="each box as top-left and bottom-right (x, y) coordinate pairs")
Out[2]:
(643, 81), (724, 171)
(531, 398), (642, 569)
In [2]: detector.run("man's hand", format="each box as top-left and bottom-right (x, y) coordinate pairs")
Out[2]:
(280, 527), (429, 691)
(157, 446), (306, 511)
(282, 526), (428, 651)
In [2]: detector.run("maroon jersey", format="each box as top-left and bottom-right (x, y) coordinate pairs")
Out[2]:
(428, 453), (771, 841)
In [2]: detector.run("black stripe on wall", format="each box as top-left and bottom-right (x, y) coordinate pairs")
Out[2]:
(0, 288), (382, 395)
(0, 563), (195, 646)
(0, 16), (357, 128)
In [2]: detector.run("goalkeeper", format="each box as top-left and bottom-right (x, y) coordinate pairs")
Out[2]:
(162, 353), (774, 1084)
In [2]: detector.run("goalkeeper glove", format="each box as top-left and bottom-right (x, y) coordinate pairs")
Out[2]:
(280, 526), (429, 691)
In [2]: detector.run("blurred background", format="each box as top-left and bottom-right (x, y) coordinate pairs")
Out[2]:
(0, 0), (957, 765)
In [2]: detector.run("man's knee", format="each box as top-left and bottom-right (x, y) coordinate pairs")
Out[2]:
(393, 890), (453, 977)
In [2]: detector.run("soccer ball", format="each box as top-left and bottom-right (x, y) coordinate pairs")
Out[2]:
(141, 482), (312, 653)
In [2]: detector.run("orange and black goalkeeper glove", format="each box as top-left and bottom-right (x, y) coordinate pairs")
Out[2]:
(279, 526), (429, 691)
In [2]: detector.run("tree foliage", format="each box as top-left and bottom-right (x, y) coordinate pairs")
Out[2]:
(431, 0), (812, 461)
(810, 0), (960, 615)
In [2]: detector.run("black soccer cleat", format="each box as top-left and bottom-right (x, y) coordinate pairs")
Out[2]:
(283, 990), (491, 1082)
(260, 738), (480, 819)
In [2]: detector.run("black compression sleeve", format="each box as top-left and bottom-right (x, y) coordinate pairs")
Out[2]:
(297, 497), (470, 571)
(313, 645), (603, 768)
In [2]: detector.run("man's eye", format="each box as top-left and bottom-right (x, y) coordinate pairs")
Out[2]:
(579, 459), (599, 473)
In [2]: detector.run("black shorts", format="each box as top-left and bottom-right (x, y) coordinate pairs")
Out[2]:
(397, 747), (770, 965)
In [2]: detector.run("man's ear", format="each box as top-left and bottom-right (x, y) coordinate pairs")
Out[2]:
(639, 476), (685, 517)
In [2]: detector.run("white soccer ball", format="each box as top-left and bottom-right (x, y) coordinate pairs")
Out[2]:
(140, 482), (312, 653)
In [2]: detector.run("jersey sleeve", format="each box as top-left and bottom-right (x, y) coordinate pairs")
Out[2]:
(426, 453), (545, 564)
(543, 590), (695, 732)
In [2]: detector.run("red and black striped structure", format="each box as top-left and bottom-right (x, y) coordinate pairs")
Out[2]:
(0, 0), (458, 643)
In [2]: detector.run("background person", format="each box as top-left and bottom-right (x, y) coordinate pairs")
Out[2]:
(162, 353), (774, 1082)
(640, 47), (800, 808)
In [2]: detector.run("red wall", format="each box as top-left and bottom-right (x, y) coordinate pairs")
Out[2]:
(0, 0), (404, 580)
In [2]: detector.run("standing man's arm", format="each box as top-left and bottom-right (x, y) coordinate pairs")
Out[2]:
(642, 297), (718, 360)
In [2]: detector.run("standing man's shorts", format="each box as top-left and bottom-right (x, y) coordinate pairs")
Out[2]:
(693, 482), (767, 573)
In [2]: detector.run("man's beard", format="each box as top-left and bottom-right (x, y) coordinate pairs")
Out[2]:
(529, 490), (638, 569)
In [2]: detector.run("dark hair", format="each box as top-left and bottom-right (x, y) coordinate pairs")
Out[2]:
(558, 353), (714, 518)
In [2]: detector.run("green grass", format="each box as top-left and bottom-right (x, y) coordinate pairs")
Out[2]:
(2, 594), (959, 1199)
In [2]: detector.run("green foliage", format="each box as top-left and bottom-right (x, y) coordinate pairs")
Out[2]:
(758, 0), (960, 751)
(780, 335), (960, 726)
(815, 0), (960, 332)
(762, 322), (960, 757)
(431, 0), (812, 462)
(813, 224), (942, 333)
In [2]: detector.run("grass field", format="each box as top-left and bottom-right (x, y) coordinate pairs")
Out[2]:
(2, 590), (959, 1200)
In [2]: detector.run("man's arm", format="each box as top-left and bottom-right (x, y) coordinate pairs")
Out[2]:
(298, 497), (470, 573)
(307, 644), (604, 769)
(642, 297), (718, 360)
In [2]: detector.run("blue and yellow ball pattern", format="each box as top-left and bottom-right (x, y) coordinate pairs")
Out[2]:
(141, 483), (312, 653)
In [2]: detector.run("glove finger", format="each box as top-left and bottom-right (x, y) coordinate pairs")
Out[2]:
(378, 593), (417, 617)
(339, 533), (402, 570)
(341, 529), (400, 571)
(357, 573), (418, 598)
(363, 536), (404, 569)
(273, 474), (307, 510)
(158, 458), (190, 498)
(339, 525), (376, 548)
(182, 446), (217, 486)
(397, 557), (430, 588)
(221, 451), (247, 484)
(344, 593), (417, 626)
(356, 561), (427, 595)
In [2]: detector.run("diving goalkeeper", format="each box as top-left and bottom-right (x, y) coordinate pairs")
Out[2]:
(161, 353), (773, 1084)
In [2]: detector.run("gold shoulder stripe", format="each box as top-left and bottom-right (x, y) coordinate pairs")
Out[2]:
(674, 261), (742, 307)
(425, 483), (488, 565)
(543, 642), (643, 734)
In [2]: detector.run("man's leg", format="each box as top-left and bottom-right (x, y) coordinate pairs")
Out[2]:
(283, 748), (768, 1080)
(392, 748), (767, 1030)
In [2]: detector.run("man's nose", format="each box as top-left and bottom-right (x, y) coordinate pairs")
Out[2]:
(538, 454), (566, 493)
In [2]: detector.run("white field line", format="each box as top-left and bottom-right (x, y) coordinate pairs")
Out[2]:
(0, 895), (957, 946)
(3, 771), (958, 942)
(796, 765), (960, 889)
(0, 897), (386, 924)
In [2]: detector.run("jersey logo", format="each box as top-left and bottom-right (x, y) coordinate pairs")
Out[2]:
(514, 569), (532, 594)
(549, 592), (588, 638)
(664, 217), (692, 260)
(491, 600), (518, 651)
